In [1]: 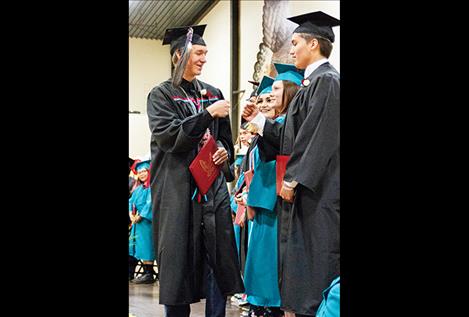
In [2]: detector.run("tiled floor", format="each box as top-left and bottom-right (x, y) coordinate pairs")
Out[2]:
(129, 280), (244, 317)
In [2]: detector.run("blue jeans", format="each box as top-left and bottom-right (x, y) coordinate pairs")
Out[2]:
(164, 266), (226, 317)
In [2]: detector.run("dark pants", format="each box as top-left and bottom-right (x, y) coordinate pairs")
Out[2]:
(164, 266), (226, 317)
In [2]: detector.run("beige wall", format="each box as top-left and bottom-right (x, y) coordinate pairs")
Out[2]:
(129, 38), (171, 114)
(197, 0), (231, 103)
(240, 0), (265, 103)
(129, 38), (170, 157)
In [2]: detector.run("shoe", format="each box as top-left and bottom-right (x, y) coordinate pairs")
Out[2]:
(238, 294), (249, 306)
(133, 273), (156, 284)
(240, 306), (250, 312)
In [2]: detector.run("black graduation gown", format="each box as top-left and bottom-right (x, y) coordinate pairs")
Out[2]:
(147, 78), (244, 305)
(261, 62), (340, 316)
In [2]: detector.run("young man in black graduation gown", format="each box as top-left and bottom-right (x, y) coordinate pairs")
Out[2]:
(147, 25), (244, 316)
(243, 11), (340, 317)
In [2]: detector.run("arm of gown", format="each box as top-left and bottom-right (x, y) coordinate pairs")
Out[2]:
(258, 118), (284, 161)
(284, 75), (340, 192)
(138, 189), (153, 221)
(214, 89), (235, 181)
(147, 86), (214, 153)
(129, 188), (137, 212)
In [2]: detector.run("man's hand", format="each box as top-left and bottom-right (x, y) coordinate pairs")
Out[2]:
(280, 184), (295, 203)
(242, 101), (259, 121)
(213, 147), (229, 165)
(206, 100), (230, 118)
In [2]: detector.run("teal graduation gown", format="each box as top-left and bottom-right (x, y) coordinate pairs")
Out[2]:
(243, 116), (284, 307)
(129, 185), (155, 261)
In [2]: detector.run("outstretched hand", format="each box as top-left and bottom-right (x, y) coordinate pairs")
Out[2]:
(207, 100), (230, 118)
(242, 101), (259, 121)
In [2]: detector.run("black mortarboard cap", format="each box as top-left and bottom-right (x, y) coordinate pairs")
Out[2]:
(256, 76), (274, 96)
(287, 11), (339, 43)
(248, 80), (260, 98)
(162, 24), (207, 55)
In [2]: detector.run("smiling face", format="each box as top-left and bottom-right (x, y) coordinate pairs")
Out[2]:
(256, 93), (275, 119)
(137, 169), (149, 183)
(183, 44), (208, 79)
(270, 80), (284, 111)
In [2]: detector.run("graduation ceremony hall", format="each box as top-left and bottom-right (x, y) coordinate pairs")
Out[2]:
(129, 1), (340, 316)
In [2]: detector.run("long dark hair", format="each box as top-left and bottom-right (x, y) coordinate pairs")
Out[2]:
(275, 80), (300, 116)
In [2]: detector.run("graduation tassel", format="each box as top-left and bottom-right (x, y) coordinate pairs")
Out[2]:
(191, 188), (198, 201)
(172, 27), (193, 87)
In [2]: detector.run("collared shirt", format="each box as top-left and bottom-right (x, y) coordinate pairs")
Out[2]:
(304, 58), (328, 78)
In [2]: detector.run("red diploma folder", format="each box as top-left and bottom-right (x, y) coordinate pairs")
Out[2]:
(276, 155), (290, 196)
(189, 135), (221, 196)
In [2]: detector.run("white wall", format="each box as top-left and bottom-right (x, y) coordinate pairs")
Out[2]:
(197, 0), (231, 103)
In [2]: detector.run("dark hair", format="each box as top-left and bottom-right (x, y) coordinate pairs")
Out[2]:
(298, 33), (333, 58)
(275, 80), (300, 116)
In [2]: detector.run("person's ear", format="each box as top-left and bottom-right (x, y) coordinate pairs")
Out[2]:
(309, 38), (318, 50)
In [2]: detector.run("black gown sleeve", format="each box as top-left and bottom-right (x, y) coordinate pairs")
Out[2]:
(257, 116), (285, 162)
(284, 74), (340, 192)
(214, 89), (236, 181)
(214, 89), (234, 163)
(147, 86), (214, 153)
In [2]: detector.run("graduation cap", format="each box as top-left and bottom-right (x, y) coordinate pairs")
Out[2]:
(135, 160), (150, 172)
(129, 157), (135, 169)
(162, 24), (207, 55)
(273, 63), (304, 86)
(256, 76), (274, 95)
(287, 11), (340, 43)
(247, 80), (260, 99)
